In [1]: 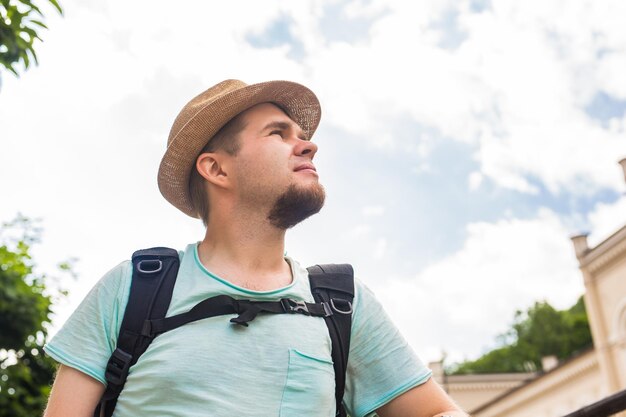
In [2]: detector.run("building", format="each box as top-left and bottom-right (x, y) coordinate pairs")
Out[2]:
(431, 159), (626, 417)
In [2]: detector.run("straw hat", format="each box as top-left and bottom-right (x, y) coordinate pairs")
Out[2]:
(158, 79), (322, 218)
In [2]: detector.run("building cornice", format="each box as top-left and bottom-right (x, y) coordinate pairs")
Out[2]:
(449, 381), (530, 391)
(578, 224), (626, 274)
(445, 372), (536, 392)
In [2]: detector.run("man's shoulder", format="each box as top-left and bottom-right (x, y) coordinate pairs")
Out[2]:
(106, 244), (191, 287)
(129, 245), (191, 260)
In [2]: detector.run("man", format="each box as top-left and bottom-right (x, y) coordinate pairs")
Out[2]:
(43, 80), (468, 417)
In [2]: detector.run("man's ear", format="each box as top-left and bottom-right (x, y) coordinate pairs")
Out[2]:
(196, 152), (230, 189)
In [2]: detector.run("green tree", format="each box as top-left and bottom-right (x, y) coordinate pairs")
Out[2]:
(451, 297), (593, 375)
(0, 0), (62, 76)
(0, 215), (71, 416)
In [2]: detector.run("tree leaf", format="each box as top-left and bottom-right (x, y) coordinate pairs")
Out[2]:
(0, 0), (64, 77)
(29, 19), (47, 29)
(47, 0), (62, 14)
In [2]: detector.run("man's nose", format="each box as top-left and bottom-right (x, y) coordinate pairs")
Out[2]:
(294, 138), (318, 158)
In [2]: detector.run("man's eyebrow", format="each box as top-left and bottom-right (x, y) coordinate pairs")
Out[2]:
(261, 121), (308, 140)
(262, 121), (291, 131)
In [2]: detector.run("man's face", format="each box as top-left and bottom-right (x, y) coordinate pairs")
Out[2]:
(228, 103), (325, 229)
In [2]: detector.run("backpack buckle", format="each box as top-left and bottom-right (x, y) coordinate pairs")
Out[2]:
(105, 348), (133, 386)
(137, 259), (163, 274)
(330, 298), (353, 315)
(281, 298), (310, 315)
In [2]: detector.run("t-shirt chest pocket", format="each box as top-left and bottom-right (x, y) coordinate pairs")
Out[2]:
(279, 349), (336, 417)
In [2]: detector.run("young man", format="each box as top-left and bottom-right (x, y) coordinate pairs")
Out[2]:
(43, 80), (468, 417)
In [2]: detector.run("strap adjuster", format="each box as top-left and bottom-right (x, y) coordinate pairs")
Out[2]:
(281, 298), (310, 315)
(321, 302), (333, 317)
(105, 348), (133, 386)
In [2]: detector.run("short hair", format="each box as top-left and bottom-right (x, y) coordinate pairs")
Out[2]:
(188, 112), (247, 226)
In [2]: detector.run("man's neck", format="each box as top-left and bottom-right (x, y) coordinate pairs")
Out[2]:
(197, 213), (292, 291)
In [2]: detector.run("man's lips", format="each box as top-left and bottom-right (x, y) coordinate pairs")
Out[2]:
(294, 163), (317, 173)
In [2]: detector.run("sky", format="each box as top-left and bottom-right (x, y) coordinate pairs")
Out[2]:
(1, 0), (626, 365)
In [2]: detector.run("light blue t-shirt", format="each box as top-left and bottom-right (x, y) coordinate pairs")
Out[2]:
(45, 244), (431, 417)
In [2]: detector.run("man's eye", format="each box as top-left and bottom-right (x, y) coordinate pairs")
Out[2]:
(270, 130), (283, 137)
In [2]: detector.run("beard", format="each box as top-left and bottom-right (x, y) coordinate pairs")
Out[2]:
(267, 182), (326, 230)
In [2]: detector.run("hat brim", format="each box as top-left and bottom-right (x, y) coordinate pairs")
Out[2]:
(157, 80), (321, 218)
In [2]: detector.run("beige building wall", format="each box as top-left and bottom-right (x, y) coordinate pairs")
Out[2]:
(471, 350), (602, 417)
(446, 373), (535, 412)
(429, 361), (535, 412)
(595, 253), (626, 389)
(573, 224), (626, 394)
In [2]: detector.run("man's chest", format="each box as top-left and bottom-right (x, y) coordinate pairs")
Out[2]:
(116, 314), (337, 416)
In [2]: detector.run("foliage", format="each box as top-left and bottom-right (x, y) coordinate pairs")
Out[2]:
(450, 297), (593, 374)
(0, 0), (62, 76)
(0, 215), (70, 416)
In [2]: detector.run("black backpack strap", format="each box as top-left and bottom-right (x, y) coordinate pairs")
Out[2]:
(307, 264), (355, 417)
(95, 247), (180, 417)
(142, 295), (333, 334)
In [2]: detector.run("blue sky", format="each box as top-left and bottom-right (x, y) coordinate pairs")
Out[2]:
(1, 0), (625, 364)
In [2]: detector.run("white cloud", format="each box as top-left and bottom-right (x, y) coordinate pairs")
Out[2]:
(8, 0), (623, 199)
(587, 195), (626, 247)
(468, 171), (483, 191)
(373, 237), (387, 260)
(346, 224), (371, 239)
(303, 0), (626, 194)
(598, 53), (626, 100)
(369, 209), (584, 363)
(361, 205), (385, 217)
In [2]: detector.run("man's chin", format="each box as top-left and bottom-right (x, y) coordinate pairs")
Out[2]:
(267, 183), (326, 230)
